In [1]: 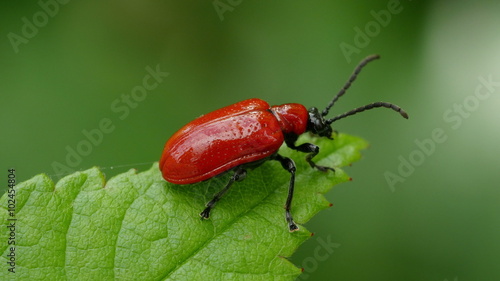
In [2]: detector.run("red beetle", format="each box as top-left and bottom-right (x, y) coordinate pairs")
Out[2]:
(160, 55), (408, 232)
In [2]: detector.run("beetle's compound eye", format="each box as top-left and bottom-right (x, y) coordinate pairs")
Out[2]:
(307, 107), (333, 139)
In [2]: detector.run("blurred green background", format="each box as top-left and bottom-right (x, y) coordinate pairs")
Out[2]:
(1, 1), (499, 280)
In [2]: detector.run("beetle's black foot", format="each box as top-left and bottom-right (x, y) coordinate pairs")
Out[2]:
(306, 158), (335, 173)
(200, 208), (211, 219)
(286, 211), (299, 232)
(312, 163), (335, 173)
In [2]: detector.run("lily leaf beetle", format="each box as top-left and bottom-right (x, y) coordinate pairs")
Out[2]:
(160, 55), (408, 232)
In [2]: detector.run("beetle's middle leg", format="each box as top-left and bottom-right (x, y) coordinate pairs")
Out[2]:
(272, 154), (299, 232)
(200, 167), (246, 219)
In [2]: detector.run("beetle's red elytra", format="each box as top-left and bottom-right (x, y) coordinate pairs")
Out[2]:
(160, 99), (308, 184)
(160, 55), (408, 232)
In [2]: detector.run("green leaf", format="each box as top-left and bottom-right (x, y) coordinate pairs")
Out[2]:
(0, 133), (367, 281)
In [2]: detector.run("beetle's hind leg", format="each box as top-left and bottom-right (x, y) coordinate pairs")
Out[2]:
(200, 167), (247, 219)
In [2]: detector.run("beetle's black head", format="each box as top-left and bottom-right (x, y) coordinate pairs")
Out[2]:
(306, 107), (333, 139)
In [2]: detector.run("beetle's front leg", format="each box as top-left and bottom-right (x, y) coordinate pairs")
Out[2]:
(293, 143), (335, 172)
(285, 135), (335, 172)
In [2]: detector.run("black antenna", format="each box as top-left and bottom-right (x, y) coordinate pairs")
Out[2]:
(322, 54), (380, 117)
(327, 102), (409, 124)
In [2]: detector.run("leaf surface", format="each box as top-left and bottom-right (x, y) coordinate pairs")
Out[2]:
(0, 133), (368, 280)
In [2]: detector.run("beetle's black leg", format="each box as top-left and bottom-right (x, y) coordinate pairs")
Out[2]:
(285, 135), (335, 173)
(200, 167), (246, 219)
(273, 154), (299, 232)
